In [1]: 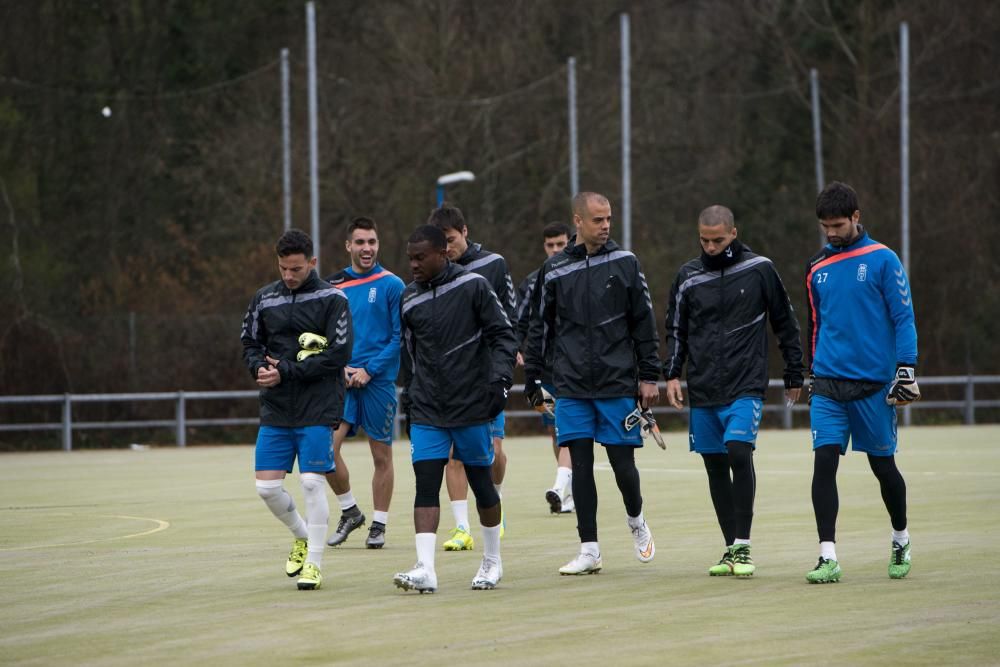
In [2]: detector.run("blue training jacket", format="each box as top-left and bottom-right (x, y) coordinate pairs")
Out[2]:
(805, 230), (918, 383)
(326, 263), (406, 383)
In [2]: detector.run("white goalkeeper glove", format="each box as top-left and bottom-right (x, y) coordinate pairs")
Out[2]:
(886, 365), (920, 406)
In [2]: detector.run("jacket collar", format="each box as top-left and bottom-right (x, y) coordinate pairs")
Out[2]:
(284, 269), (321, 294)
(458, 242), (482, 264)
(830, 226), (869, 252)
(565, 235), (620, 258)
(421, 260), (462, 289)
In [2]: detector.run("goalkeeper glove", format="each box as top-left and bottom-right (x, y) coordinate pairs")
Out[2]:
(487, 379), (511, 419)
(887, 365), (920, 406)
(524, 376), (544, 409)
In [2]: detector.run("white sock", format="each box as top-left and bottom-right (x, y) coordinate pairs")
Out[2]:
(301, 473), (330, 567)
(820, 541), (837, 561)
(373, 510), (389, 526)
(256, 479), (307, 539)
(416, 533), (436, 570)
(336, 491), (357, 512)
(481, 524), (501, 562)
(627, 511), (646, 529)
(553, 466), (572, 493)
(734, 538), (751, 546)
(892, 529), (910, 545)
(581, 541), (600, 558)
(451, 500), (470, 531)
(494, 483), (503, 497)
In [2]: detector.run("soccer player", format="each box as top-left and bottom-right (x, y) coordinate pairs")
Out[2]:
(663, 205), (805, 577)
(241, 229), (353, 590)
(393, 224), (517, 593)
(429, 205), (518, 551)
(523, 192), (660, 575)
(515, 221), (575, 514)
(323, 217), (406, 549)
(804, 181), (919, 584)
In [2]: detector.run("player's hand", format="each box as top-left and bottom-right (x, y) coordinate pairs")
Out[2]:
(887, 365), (920, 405)
(665, 379), (684, 409)
(347, 367), (371, 388)
(784, 387), (801, 407)
(638, 380), (659, 409)
(524, 376), (545, 409)
(256, 364), (281, 388)
(515, 351), (525, 368)
(487, 379), (511, 418)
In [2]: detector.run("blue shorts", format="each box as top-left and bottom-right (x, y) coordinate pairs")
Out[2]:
(343, 380), (397, 445)
(411, 423), (494, 466)
(491, 412), (506, 440)
(255, 425), (334, 473)
(810, 384), (897, 456)
(540, 383), (557, 427)
(555, 397), (642, 446)
(689, 398), (763, 454)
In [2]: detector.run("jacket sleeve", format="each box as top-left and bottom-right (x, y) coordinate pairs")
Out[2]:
(523, 267), (551, 378)
(475, 280), (518, 384)
(278, 293), (353, 382)
(398, 304), (413, 392)
(662, 271), (687, 381)
(627, 259), (661, 383)
(515, 274), (537, 351)
(764, 263), (805, 388)
(495, 258), (519, 323)
(240, 292), (269, 379)
(363, 277), (404, 378)
(880, 252), (918, 366)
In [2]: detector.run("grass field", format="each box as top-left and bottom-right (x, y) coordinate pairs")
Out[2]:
(2, 425), (999, 666)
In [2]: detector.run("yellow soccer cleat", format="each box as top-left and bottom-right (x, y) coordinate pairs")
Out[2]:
(442, 527), (474, 551)
(286, 537), (308, 577)
(297, 562), (323, 590)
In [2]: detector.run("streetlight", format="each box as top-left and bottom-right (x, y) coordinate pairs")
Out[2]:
(435, 170), (475, 206)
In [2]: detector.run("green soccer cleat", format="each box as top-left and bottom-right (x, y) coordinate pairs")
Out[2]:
(889, 541), (911, 579)
(297, 562), (323, 590)
(286, 537), (308, 577)
(443, 527), (474, 551)
(709, 550), (735, 576)
(806, 557), (842, 584)
(731, 544), (755, 577)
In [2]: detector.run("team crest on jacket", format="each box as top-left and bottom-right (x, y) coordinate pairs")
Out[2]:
(368, 287), (377, 303)
(857, 263), (868, 282)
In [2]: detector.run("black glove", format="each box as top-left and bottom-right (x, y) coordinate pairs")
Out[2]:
(487, 379), (511, 419)
(399, 389), (412, 437)
(887, 365), (920, 406)
(524, 375), (544, 409)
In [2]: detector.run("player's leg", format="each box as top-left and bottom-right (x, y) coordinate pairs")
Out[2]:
(296, 425), (337, 590)
(721, 398), (762, 576)
(326, 419), (366, 546)
(490, 413), (507, 538)
(454, 424), (502, 589)
(393, 424), (448, 593)
(691, 405), (735, 574)
(359, 381), (397, 548)
(806, 395), (849, 583)
(851, 389), (910, 578)
(254, 426), (309, 577)
(443, 445), (474, 551)
(555, 398), (602, 574)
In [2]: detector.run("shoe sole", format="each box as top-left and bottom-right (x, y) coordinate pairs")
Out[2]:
(393, 576), (436, 594)
(297, 581), (321, 590)
(709, 569), (733, 576)
(471, 581), (498, 590)
(366, 542), (385, 549)
(559, 567), (602, 576)
(443, 543), (473, 551)
(807, 576), (841, 584)
(545, 490), (563, 514)
(889, 570), (910, 579)
(733, 571), (755, 577)
(286, 566), (304, 577)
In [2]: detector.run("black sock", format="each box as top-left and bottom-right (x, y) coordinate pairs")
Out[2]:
(702, 453), (736, 545)
(726, 441), (755, 541)
(606, 445), (642, 518)
(812, 445), (841, 543)
(868, 454), (907, 532)
(566, 439), (597, 542)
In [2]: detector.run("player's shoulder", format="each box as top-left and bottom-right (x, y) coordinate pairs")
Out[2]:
(255, 279), (286, 301)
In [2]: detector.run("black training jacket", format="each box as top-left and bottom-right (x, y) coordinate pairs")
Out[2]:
(662, 244), (804, 407)
(523, 238), (660, 398)
(457, 242), (518, 322)
(241, 270), (353, 427)
(399, 262), (518, 428)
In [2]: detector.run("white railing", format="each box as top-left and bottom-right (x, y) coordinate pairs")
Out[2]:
(1, 376), (997, 451)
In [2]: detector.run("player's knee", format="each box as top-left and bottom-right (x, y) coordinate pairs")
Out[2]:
(867, 454), (899, 479)
(413, 459), (446, 507)
(813, 444), (841, 476)
(726, 441), (753, 471)
(606, 445), (637, 474)
(300, 472), (325, 496)
(256, 478), (284, 501)
(465, 464), (500, 508)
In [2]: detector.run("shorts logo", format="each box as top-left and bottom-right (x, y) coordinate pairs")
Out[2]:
(368, 287), (378, 303)
(857, 264), (868, 282)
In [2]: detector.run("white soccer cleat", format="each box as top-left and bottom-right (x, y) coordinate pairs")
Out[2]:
(630, 520), (655, 563)
(559, 551), (603, 575)
(545, 487), (565, 514)
(560, 494), (575, 513)
(393, 562), (438, 594)
(470, 557), (503, 590)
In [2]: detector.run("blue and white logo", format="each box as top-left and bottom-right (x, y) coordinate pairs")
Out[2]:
(368, 287), (377, 303)
(857, 263), (868, 282)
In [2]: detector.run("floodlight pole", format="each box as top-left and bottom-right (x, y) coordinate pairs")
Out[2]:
(567, 56), (579, 197)
(900, 21), (912, 428)
(435, 171), (476, 206)
(281, 48), (292, 232)
(620, 13), (632, 252)
(306, 2), (321, 272)
(810, 68), (825, 245)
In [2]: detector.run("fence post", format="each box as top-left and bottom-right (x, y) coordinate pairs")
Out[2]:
(62, 393), (73, 451)
(782, 401), (792, 429)
(176, 391), (187, 447)
(964, 376), (975, 425)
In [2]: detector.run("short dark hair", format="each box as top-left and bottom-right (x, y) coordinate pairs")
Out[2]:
(543, 221), (571, 239)
(697, 205), (735, 230)
(816, 181), (860, 220)
(408, 224), (447, 250)
(571, 191), (610, 219)
(346, 216), (377, 238)
(427, 204), (467, 233)
(276, 229), (313, 258)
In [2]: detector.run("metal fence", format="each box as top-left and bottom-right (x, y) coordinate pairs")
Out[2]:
(1, 376), (998, 451)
